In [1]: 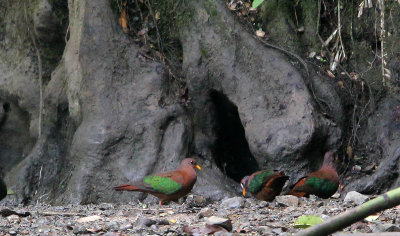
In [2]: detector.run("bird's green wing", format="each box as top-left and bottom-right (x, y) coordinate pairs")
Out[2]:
(248, 170), (274, 193)
(304, 176), (338, 197)
(143, 175), (182, 195)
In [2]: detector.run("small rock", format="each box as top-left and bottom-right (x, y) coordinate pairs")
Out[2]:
(150, 224), (158, 230)
(76, 215), (102, 223)
(245, 198), (257, 208)
(102, 233), (121, 236)
(198, 207), (214, 218)
(98, 203), (114, 210)
(331, 192), (341, 198)
(353, 165), (362, 171)
(275, 195), (299, 207)
(105, 221), (119, 230)
(140, 218), (157, 227)
(344, 191), (369, 205)
(217, 208), (230, 217)
(120, 224), (133, 230)
(185, 194), (208, 207)
(258, 226), (272, 234)
(220, 197), (244, 209)
(214, 232), (233, 236)
(73, 226), (89, 234)
(309, 195), (318, 201)
(317, 208), (328, 215)
(272, 227), (283, 234)
(316, 201), (324, 207)
(377, 223), (400, 232)
(7, 215), (20, 223)
(205, 216), (233, 232)
(258, 201), (269, 208)
(158, 219), (170, 225)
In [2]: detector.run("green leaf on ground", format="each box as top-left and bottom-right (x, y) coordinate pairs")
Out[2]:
(7, 189), (14, 195)
(294, 215), (323, 228)
(252, 0), (265, 9)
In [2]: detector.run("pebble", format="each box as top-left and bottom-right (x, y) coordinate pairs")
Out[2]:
(220, 197), (244, 209)
(73, 226), (89, 234)
(245, 198), (258, 207)
(214, 232), (233, 236)
(376, 223), (400, 232)
(140, 218), (157, 227)
(185, 194), (208, 208)
(198, 207), (214, 218)
(158, 219), (170, 225)
(258, 201), (269, 208)
(272, 227), (283, 234)
(275, 195), (299, 207)
(258, 226), (273, 234)
(344, 191), (369, 205)
(105, 221), (119, 230)
(205, 216), (232, 231)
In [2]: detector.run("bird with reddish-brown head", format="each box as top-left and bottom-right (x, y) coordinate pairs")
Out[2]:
(240, 170), (288, 201)
(288, 151), (339, 199)
(114, 158), (201, 206)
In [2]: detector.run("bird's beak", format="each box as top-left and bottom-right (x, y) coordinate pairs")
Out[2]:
(195, 165), (201, 170)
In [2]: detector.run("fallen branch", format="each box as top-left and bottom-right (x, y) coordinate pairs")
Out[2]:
(296, 187), (400, 236)
(41, 211), (86, 217)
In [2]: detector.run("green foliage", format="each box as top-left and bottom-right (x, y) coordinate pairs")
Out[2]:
(294, 215), (323, 228)
(143, 175), (182, 194)
(248, 170), (273, 193)
(7, 189), (14, 195)
(252, 0), (265, 9)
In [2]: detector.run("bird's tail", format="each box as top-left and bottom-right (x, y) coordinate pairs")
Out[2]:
(113, 184), (140, 191)
(266, 172), (289, 189)
(287, 177), (307, 197)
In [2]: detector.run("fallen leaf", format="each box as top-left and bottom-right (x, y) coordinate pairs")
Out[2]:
(365, 214), (379, 222)
(118, 8), (129, 33)
(346, 146), (352, 158)
(294, 215), (323, 228)
(252, 0), (265, 8)
(327, 70), (335, 78)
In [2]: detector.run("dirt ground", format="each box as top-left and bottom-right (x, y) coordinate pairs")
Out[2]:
(1, 192), (400, 235)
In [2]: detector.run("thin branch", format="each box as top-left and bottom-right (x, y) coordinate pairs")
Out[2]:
(296, 187), (400, 236)
(379, 0), (386, 86)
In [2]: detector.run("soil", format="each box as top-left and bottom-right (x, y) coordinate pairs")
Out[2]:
(1, 194), (399, 235)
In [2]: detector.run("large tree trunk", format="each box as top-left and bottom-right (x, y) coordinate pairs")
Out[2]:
(0, 0), (399, 204)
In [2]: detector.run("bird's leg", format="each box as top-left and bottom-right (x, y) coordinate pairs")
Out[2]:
(159, 200), (163, 206)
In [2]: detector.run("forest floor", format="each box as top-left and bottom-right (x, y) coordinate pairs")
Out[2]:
(1, 193), (400, 235)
